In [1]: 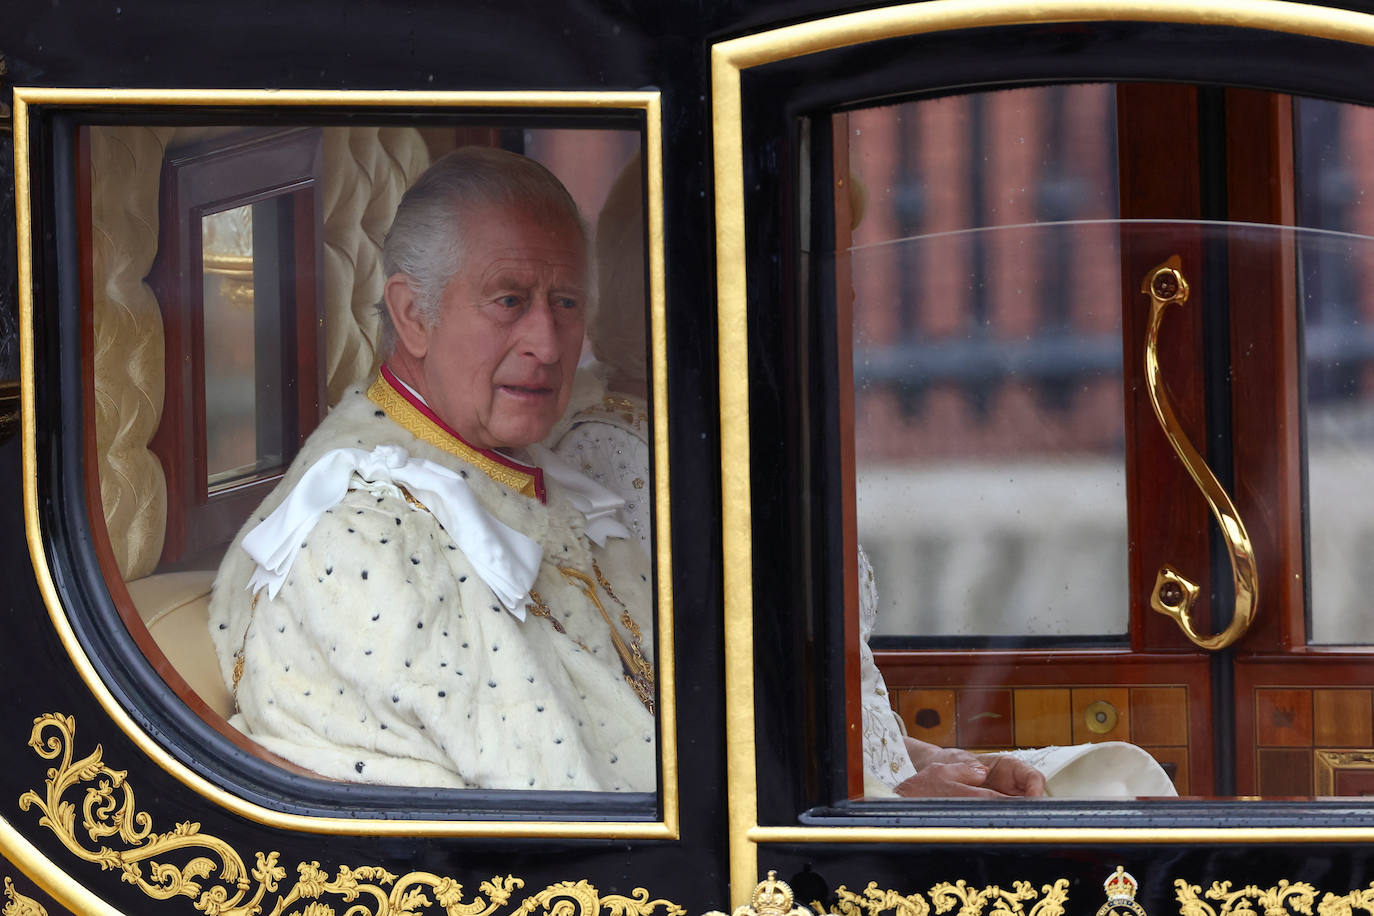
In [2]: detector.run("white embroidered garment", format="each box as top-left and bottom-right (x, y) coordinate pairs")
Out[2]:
(242, 444), (543, 614)
(209, 386), (656, 791)
(551, 385), (653, 554)
(526, 444), (631, 547)
(858, 546), (918, 790)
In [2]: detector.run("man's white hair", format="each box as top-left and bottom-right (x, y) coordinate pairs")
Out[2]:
(376, 146), (588, 359)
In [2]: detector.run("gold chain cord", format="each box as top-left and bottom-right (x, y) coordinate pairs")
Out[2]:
(528, 564), (656, 715)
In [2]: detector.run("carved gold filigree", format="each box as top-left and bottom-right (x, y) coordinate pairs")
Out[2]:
(17, 713), (686, 916)
(813, 878), (1070, 916)
(1315, 885), (1374, 916)
(2, 877), (48, 916)
(1174, 879), (1320, 916)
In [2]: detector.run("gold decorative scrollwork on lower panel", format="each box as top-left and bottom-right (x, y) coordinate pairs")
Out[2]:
(818, 879), (1070, 916)
(1172, 879), (1374, 916)
(702, 873), (1070, 916)
(3, 877), (49, 916)
(16, 713), (687, 916)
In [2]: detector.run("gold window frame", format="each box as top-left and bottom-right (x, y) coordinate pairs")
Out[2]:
(710, 0), (1374, 899)
(13, 86), (677, 840)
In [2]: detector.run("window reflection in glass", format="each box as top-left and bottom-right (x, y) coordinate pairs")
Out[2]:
(1296, 98), (1374, 645)
(203, 205), (263, 490)
(846, 85), (1130, 639)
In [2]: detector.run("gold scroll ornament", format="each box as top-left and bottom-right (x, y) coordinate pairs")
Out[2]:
(1141, 257), (1258, 651)
(17, 713), (686, 916)
(706, 871), (1070, 916)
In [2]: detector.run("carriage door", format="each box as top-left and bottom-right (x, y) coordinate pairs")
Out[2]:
(846, 82), (1374, 798)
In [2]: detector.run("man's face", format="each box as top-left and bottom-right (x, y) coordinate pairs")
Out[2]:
(415, 204), (587, 451)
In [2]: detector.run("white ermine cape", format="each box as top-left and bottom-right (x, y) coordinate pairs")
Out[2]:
(209, 379), (656, 791)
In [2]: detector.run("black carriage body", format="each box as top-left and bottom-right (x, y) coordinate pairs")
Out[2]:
(4, 3), (1374, 916)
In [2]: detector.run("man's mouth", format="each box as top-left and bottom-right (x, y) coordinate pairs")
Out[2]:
(499, 384), (555, 397)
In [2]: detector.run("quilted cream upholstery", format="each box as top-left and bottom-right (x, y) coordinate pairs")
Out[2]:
(320, 127), (431, 405)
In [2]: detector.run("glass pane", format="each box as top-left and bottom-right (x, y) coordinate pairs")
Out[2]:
(202, 204), (263, 490)
(846, 85), (1129, 639)
(89, 120), (662, 800)
(1295, 98), (1374, 645)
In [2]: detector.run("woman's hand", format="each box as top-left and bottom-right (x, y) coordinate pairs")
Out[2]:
(896, 738), (1046, 798)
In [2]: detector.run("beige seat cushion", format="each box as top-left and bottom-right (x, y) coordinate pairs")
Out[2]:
(126, 570), (233, 718)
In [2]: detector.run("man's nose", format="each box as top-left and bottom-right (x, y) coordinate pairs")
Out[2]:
(517, 298), (563, 364)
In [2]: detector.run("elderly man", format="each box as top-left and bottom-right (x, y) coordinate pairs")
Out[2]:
(209, 147), (655, 791)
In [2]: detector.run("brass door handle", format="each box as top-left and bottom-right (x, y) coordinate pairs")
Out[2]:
(1142, 257), (1258, 651)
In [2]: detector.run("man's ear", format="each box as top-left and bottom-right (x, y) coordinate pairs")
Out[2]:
(383, 274), (431, 360)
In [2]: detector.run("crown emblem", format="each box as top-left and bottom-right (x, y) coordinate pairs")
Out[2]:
(703, 871), (814, 916)
(1104, 867), (1138, 902)
(1095, 866), (1147, 916)
(751, 872), (797, 916)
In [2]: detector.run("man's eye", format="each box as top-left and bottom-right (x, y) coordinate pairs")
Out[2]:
(497, 295), (522, 309)
(555, 296), (581, 310)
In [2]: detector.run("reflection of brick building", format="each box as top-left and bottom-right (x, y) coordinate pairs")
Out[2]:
(847, 86), (1374, 641)
(846, 84), (1124, 465)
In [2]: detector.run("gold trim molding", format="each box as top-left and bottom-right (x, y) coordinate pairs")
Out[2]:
(17, 714), (686, 916)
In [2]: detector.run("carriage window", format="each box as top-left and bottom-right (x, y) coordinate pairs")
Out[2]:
(825, 84), (1374, 800)
(846, 86), (1127, 640)
(78, 114), (663, 805)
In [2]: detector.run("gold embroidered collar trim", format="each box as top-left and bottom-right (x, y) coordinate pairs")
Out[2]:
(367, 368), (544, 501)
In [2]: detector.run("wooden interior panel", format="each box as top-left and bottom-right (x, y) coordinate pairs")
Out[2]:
(1115, 82), (1212, 653)
(1224, 88), (1305, 653)
(1314, 689), (1374, 747)
(955, 689), (1013, 748)
(1012, 688), (1072, 747)
(1071, 686), (1131, 744)
(1236, 663), (1374, 793)
(1129, 686), (1189, 746)
(897, 688), (956, 748)
(1255, 687), (1314, 747)
(1258, 747), (1313, 795)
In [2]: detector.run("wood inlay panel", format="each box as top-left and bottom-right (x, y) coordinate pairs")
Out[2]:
(1255, 688), (1314, 747)
(956, 689), (1013, 748)
(1130, 686), (1188, 746)
(898, 688), (957, 748)
(1313, 689), (1373, 748)
(1071, 687), (1131, 744)
(1258, 747), (1313, 795)
(1013, 688), (1071, 747)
